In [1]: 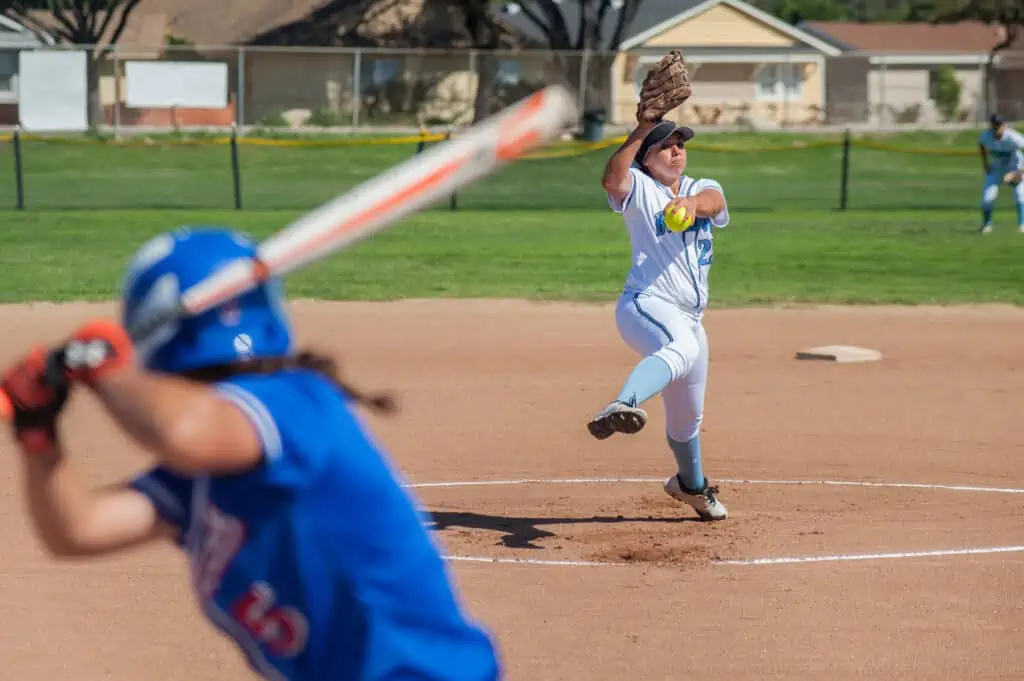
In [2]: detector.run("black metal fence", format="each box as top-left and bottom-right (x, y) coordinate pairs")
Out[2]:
(0, 128), (994, 213)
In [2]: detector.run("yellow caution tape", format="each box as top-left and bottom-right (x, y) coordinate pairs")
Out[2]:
(0, 131), (983, 158)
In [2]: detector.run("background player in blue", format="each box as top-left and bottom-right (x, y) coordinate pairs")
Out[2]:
(586, 117), (729, 522)
(0, 227), (502, 681)
(977, 113), (1024, 234)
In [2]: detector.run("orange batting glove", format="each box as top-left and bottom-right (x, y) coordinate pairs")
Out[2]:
(0, 320), (133, 455)
(0, 346), (70, 455)
(54, 319), (134, 386)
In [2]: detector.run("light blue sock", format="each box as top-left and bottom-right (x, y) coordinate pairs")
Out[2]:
(982, 204), (993, 226)
(1016, 202), (1023, 226)
(615, 355), (672, 407)
(668, 434), (705, 491)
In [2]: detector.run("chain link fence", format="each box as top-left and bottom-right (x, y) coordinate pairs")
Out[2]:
(0, 43), (1019, 213)
(5, 44), (1020, 134)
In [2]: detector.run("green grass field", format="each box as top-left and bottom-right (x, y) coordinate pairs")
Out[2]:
(1, 208), (1021, 305)
(0, 127), (1020, 306)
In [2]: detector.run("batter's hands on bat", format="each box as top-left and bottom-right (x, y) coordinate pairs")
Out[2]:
(0, 320), (133, 454)
(1, 346), (70, 455)
(53, 319), (134, 386)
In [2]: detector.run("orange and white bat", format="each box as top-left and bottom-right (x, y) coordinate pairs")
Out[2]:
(180, 84), (576, 318)
(0, 85), (578, 418)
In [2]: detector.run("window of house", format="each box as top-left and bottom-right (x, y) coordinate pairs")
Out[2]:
(496, 59), (521, 86)
(0, 50), (18, 92)
(360, 58), (400, 89)
(927, 69), (942, 101)
(633, 62), (653, 97)
(755, 63), (802, 100)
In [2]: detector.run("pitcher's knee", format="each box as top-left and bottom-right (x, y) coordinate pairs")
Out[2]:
(654, 344), (694, 382)
(666, 414), (702, 443)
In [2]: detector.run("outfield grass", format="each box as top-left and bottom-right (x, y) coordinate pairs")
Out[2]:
(0, 127), (997, 212)
(0, 208), (1020, 305)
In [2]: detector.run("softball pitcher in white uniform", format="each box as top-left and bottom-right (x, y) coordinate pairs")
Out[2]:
(587, 119), (729, 521)
(978, 113), (1024, 234)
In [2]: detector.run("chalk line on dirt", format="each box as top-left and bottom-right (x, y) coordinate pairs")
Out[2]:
(407, 476), (1024, 495)
(717, 545), (1024, 566)
(442, 546), (1024, 569)
(444, 556), (621, 568)
(416, 476), (1024, 569)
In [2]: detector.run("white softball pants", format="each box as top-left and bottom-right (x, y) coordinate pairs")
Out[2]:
(614, 292), (707, 442)
(983, 171), (1024, 205)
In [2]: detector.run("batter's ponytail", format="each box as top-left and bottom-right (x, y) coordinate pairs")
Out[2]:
(290, 350), (397, 415)
(182, 351), (397, 415)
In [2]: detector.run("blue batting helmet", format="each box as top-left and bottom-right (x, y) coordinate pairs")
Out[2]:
(121, 226), (293, 374)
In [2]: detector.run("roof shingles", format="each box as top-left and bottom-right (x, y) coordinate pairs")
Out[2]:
(800, 20), (1006, 54)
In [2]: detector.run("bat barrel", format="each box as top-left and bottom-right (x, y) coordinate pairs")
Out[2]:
(179, 85), (578, 319)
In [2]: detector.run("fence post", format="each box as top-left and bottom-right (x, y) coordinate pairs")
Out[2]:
(13, 126), (24, 210)
(237, 46), (246, 130)
(231, 124), (242, 210)
(447, 129), (457, 211)
(578, 49), (589, 117)
(352, 48), (362, 127)
(839, 126), (850, 211)
(877, 59), (886, 130)
(113, 45), (122, 139)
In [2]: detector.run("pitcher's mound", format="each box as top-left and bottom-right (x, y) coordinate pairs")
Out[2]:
(795, 344), (882, 363)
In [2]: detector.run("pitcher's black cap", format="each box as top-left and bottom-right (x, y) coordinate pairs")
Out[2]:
(989, 113), (1005, 127)
(635, 120), (695, 170)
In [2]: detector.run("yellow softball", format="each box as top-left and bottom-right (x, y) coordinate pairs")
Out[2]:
(664, 205), (695, 232)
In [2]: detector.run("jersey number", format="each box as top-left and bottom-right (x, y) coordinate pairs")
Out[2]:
(655, 212), (668, 237)
(231, 582), (309, 658)
(697, 238), (713, 266)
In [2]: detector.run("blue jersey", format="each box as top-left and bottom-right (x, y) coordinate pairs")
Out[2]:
(979, 127), (1024, 173)
(130, 369), (500, 681)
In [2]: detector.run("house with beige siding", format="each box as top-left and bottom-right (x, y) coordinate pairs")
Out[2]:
(504, 0), (841, 127)
(613, 0), (842, 127)
(800, 21), (1024, 125)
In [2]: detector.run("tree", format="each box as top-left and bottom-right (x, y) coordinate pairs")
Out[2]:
(748, 0), (851, 24)
(447, 0), (644, 121)
(913, 0), (1023, 116)
(443, 0), (512, 122)
(0, 0), (144, 126)
(496, 0), (643, 52)
(931, 64), (962, 121)
(750, 0), (927, 23)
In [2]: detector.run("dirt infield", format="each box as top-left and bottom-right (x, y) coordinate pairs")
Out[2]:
(0, 300), (1021, 681)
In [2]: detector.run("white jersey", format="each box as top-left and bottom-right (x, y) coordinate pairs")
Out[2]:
(979, 128), (1024, 173)
(607, 165), (729, 318)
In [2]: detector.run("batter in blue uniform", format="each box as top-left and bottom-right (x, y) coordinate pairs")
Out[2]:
(1, 227), (501, 681)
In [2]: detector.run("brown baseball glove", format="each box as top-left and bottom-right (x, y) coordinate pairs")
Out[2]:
(1004, 169), (1023, 186)
(637, 50), (692, 124)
